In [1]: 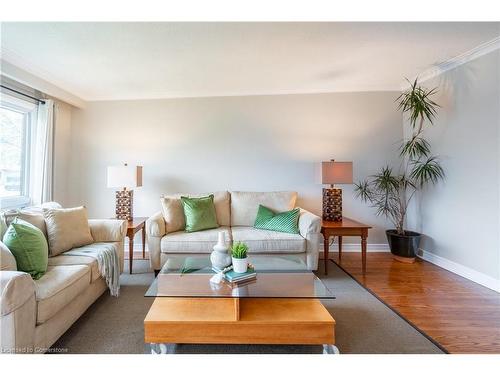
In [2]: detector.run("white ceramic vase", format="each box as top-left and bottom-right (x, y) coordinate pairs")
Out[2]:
(210, 232), (231, 270)
(232, 257), (248, 273)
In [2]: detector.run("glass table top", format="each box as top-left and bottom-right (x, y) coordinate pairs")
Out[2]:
(145, 255), (335, 299)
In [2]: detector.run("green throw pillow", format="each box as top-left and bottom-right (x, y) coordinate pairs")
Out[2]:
(254, 205), (300, 234)
(181, 194), (219, 233)
(3, 218), (49, 280)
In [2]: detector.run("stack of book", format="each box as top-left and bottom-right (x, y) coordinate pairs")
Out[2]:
(212, 265), (257, 284)
(224, 266), (256, 283)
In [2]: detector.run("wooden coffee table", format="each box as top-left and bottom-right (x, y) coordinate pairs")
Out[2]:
(144, 256), (337, 353)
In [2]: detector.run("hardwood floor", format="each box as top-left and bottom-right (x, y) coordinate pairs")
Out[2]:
(332, 252), (500, 353)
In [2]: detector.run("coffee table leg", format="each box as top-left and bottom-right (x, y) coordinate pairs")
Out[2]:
(322, 344), (340, 354)
(150, 343), (176, 354)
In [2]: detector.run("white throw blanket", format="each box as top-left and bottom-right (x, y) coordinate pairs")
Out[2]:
(65, 243), (120, 297)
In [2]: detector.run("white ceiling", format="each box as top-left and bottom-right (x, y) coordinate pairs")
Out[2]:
(1, 22), (499, 101)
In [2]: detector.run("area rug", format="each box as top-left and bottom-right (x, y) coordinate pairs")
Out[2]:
(51, 259), (445, 354)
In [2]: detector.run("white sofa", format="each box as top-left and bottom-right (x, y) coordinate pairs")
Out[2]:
(0, 205), (127, 354)
(147, 191), (321, 272)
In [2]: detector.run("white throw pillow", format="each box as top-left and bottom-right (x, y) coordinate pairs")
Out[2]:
(43, 206), (94, 256)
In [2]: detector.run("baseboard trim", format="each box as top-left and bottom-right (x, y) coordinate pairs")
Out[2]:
(325, 243), (390, 252)
(417, 249), (500, 293)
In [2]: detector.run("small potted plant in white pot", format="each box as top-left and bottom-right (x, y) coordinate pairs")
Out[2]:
(231, 242), (249, 273)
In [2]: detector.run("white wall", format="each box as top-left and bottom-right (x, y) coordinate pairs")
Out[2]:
(406, 50), (500, 287)
(68, 91), (402, 245)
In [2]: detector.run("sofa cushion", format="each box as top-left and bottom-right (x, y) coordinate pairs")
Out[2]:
(48, 255), (99, 283)
(231, 227), (305, 253)
(43, 206), (94, 256)
(161, 191), (231, 232)
(230, 191), (298, 227)
(34, 264), (91, 324)
(160, 226), (232, 253)
(210, 191), (231, 227)
(52, 242), (121, 282)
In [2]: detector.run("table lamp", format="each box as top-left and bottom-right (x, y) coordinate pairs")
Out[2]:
(321, 160), (353, 221)
(107, 163), (143, 220)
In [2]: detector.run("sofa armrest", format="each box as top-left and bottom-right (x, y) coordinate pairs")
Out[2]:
(1, 271), (35, 316)
(298, 208), (321, 237)
(297, 208), (321, 271)
(89, 219), (127, 273)
(1, 271), (37, 352)
(146, 212), (166, 237)
(89, 219), (127, 242)
(146, 212), (166, 270)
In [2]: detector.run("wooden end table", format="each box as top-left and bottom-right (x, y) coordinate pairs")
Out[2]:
(321, 217), (371, 275)
(126, 217), (147, 274)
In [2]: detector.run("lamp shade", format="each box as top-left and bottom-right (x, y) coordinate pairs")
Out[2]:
(321, 161), (353, 185)
(107, 165), (143, 189)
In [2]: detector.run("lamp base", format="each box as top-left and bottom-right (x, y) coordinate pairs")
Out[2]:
(116, 189), (133, 220)
(322, 188), (342, 222)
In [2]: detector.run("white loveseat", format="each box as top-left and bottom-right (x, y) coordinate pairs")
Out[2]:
(146, 191), (321, 272)
(0, 205), (127, 353)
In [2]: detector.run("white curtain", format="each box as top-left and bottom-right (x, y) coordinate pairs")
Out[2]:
(30, 99), (54, 205)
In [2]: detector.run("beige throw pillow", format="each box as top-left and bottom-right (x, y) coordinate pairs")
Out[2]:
(1, 202), (63, 240)
(43, 206), (94, 256)
(2, 210), (47, 238)
(160, 196), (185, 234)
(17, 211), (48, 237)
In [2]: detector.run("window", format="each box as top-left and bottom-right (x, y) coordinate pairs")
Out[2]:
(0, 94), (37, 209)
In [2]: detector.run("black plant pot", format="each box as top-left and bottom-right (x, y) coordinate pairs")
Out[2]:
(386, 229), (422, 263)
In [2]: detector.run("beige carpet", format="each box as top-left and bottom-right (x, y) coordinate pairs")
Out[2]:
(51, 259), (445, 354)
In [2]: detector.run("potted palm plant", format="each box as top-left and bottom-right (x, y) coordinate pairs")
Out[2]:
(355, 78), (444, 262)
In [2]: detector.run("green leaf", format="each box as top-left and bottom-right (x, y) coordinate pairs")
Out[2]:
(354, 180), (372, 202)
(397, 78), (440, 128)
(400, 136), (431, 159)
(410, 156), (445, 187)
(372, 166), (399, 194)
(231, 242), (248, 259)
